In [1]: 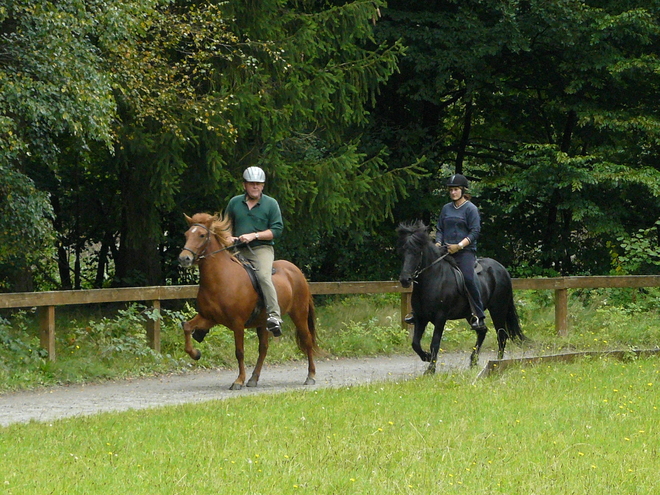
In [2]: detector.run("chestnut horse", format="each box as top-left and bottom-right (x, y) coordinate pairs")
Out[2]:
(178, 212), (317, 390)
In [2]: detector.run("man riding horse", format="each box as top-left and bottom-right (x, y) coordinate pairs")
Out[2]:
(225, 166), (284, 337)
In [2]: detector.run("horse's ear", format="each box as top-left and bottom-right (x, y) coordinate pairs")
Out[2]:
(184, 214), (193, 225)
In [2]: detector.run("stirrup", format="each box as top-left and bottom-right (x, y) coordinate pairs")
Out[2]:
(404, 313), (415, 324)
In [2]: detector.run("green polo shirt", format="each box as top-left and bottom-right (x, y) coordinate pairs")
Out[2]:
(225, 193), (284, 246)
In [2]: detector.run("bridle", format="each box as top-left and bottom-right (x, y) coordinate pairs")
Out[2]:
(180, 223), (239, 262)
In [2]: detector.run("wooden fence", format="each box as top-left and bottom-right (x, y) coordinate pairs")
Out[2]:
(1, 275), (659, 361)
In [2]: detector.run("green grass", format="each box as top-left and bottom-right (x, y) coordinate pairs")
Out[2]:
(1, 288), (660, 393)
(1, 355), (658, 494)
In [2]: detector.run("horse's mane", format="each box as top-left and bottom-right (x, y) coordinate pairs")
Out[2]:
(396, 220), (433, 253)
(188, 212), (234, 248)
(396, 220), (453, 266)
(210, 213), (233, 247)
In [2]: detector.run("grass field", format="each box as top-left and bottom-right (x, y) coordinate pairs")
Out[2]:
(1, 355), (658, 494)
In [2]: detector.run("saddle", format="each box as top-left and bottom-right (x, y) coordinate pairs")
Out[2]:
(191, 253), (276, 343)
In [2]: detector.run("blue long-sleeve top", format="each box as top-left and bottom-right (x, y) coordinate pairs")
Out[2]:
(435, 201), (481, 251)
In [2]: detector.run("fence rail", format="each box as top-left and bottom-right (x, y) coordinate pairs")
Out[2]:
(2, 275), (659, 361)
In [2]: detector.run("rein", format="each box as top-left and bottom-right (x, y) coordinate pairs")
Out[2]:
(413, 250), (450, 280)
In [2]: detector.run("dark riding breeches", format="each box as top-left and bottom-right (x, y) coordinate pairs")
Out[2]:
(453, 250), (485, 319)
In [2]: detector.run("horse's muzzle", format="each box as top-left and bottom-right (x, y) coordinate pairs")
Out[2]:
(399, 275), (412, 288)
(178, 252), (194, 268)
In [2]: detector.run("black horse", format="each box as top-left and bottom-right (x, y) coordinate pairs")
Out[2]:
(397, 221), (525, 373)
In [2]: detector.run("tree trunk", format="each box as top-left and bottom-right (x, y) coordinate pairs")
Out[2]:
(454, 98), (473, 175)
(6, 265), (34, 292)
(114, 163), (163, 287)
(74, 242), (82, 290)
(56, 243), (72, 290)
(542, 110), (579, 273)
(94, 234), (114, 288)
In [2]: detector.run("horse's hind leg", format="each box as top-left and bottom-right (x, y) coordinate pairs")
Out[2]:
(469, 323), (488, 367)
(490, 313), (509, 360)
(496, 327), (508, 360)
(302, 331), (316, 386)
(247, 327), (270, 387)
(290, 311), (316, 386)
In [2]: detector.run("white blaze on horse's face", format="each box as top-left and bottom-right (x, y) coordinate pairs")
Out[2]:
(178, 224), (209, 267)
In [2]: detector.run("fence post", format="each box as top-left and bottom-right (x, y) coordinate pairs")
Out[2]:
(146, 300), (161, 352)
(400, 292), (411, 330)
(38, 306), (56, 361)
(555, 288), (568, 337)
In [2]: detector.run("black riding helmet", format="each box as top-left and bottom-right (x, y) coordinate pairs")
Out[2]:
(446, 174), (469, 188)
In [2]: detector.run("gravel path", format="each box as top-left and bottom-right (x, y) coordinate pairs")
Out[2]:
(0, 351), (487, 427)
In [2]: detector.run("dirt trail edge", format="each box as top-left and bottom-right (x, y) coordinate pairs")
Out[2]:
(0, 352), (492, 427)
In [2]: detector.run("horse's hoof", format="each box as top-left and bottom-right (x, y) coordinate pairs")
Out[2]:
(304, 377), (316, 386)
(191, 349), (201, 361)
(246, 378), (258, 387)
(229, 383), (243, 391)
(421, 353), (432, 362)
(424, 367), (436, 376)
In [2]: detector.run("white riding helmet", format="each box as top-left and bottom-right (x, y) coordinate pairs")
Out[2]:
(243, 166), (266, 183)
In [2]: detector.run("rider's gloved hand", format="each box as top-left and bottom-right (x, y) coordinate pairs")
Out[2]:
(447, 243), (461, 254)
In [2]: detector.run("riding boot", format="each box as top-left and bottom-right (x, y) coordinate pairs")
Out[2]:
(454, 250), (486, 330)
(404, 313), (415, 324)
(266, 316), (282, 337)
(464, 291), (487, 330)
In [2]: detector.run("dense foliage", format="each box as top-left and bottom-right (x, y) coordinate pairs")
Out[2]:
(373, 0), (660, 277)
(2, 0), (660, 291)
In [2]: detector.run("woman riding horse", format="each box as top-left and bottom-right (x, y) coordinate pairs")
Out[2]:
(397, 221), (525, 372)
(406, 173), (486, 331)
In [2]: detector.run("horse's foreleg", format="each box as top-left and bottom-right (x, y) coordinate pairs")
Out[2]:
(425, 321), (446, 375)
(230, 330), (247, 390)
(470, 325), (488, 367)
(247, 327), (269, 388)
(182, 315), (214, 361)
(411, 322), (432, 362)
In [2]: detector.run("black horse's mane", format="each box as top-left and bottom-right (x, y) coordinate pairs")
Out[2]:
(397, 220), (454, 267)
(396, 220), (433, 253)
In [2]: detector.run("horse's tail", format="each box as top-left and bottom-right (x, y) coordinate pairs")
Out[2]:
(504, 292), (527, 343)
